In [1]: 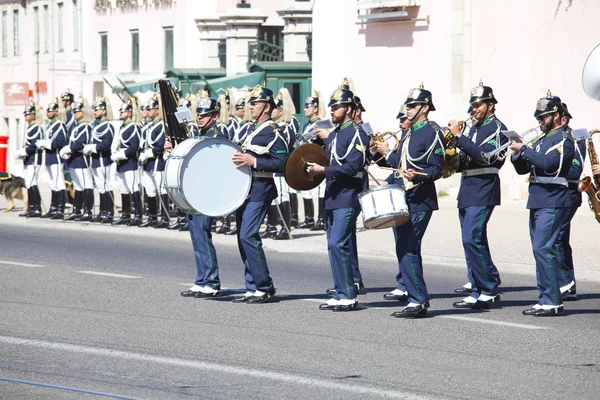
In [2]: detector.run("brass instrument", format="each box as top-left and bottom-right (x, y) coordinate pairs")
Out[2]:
(577, 129), (600, 223)
(480, 126), (541, 163)
(442, 117), (472, 178)
(370, 130), (401, 165)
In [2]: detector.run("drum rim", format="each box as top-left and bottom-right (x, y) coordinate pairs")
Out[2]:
(358, 183), (405, 199)
(363, 212), (410, 229)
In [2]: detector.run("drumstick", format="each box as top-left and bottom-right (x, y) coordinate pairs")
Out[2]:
(377, 166), (428, 176)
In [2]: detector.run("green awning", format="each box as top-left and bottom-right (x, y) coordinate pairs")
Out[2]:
(205, 72), (266, 94)
(112, 77), (179, 95)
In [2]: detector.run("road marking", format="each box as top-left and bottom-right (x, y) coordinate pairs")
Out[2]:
(76, 271), (141, 279)
(0, 377), (138, 400)
(0, 336), (439, 400)
(0, 260), (47, 268)
(440, 315), (547, 330)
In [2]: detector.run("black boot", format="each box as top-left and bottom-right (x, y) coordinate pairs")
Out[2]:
(140, 196), (158, 227)
(77, 189), (94, 221)
(65, 190), (83, 220)
(290, 193), (299, 228)
(260, 205), (278, 238)
(216, 213), (231, 234)
(101, 192), (114, 223)
(19, 188), (33, 217)
(298, 198), (314, 229)
(311, 198), (326, 231)
(27, 186), (42, 218)
(90, 192), (106, 222)
(51, 190), (66, 220)
(41, 191), (58, 218)
(274, 202), (292, 240)
(112, 194), (131, 225)
(177, 211), (189, 231)
(154, 194), (170, 228)
(167, 207), (181, 230)
(128, 192), (142, 226)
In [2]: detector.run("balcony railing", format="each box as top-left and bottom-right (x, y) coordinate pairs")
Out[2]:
(248, 40), (284, 64)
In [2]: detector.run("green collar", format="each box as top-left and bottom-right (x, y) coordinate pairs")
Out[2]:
(545, 127), (561, 137)
(309, 117), (319, 123)
(478, 115), (495, 127)
(339, 119), (353, 131)
(412, 119), (427, 132)
(28, 122), (35, 127)
(77, 120), (85, 125)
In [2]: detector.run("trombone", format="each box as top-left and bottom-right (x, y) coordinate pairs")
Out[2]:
(480, 126), (541, 163)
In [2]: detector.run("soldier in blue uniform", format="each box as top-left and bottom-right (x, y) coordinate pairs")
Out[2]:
(138, 101), (152, 221)
(230, 86), (288, 304)
(307, 84), (369, 312)
(84, 97), (115, 223)
(180, 91), (229, 298)
(36, 99), (68, 219)
(59, 98), (94, 221)
(446, 81), (507, 309)
(510, 92), (575, 317)
(555, 103), (582, 301)
(138, 94), (168, 228)
(61, 90), (76, 139)
(375, 85), (445, 318)
(111, 98), (142, 226)
(16, 100), (44, 218)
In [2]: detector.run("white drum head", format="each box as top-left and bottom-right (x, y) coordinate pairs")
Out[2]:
(176, 138), (251, 216)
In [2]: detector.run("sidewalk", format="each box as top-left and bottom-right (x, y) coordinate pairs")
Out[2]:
(1, 186), (599, 283)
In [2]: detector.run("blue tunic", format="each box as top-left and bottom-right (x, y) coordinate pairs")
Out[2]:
(90, 119), (114, 169)
(44, 119), (67, 166)
(24, 123), (43, 166)
(143, 120), (166, 172)
(115, 121), (141, 173)
(67, 121), (91, 169)
(65, 110), (76, 140)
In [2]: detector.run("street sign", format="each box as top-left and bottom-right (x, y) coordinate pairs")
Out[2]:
(3, 82), (30, 106)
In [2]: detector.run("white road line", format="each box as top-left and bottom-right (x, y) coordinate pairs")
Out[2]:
(0, 260), (47, 268)
(0, 336), (438, 400)
(76, 271), (142, 279)
(440, 315), (547, 330)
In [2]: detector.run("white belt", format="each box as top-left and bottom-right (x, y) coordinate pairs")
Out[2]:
(252, 171), (274, 178)
(462, 167), (499, 177)
(529, 176), (568, 187)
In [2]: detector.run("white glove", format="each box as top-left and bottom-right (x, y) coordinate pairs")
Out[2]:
(59, 146), (72, 159)
(83, 144), (97, 155)
(110, 149), (127, 162)
(36, 139), (52, 150)
(140, 148), (154, 162)
(15, 148), (27, 159)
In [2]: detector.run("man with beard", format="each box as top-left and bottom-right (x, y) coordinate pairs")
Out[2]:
(510, 92), (575, 317)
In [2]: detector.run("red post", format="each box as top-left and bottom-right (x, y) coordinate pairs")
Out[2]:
(0, 136), (8, 172)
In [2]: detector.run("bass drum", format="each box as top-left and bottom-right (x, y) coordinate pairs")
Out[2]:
(165, 137), (251, 217)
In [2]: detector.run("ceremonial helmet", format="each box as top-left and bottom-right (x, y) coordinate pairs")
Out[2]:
(46, 98), (60, 112)
(354, 96), (366, 112)
(23, 99), (37, 115)
(396, 104), (407, 120)
(248, 85), (275, 105)
(561, 102), (573, 119)
(119, 98), (135, 113)
(148, 93), (160, 110)
(61, 89), (74, 102)
(533, 90), (562, 119)
(93, 97), (108, 111)
(71, 98), (86, 113)
(304, 90), (319, 108)
(468, 80), (497, 113)
(404, 83), (436, 111)
(234, 98), (246, 109)
(328, 78), (355, 108)
(195, 90), (220, 116)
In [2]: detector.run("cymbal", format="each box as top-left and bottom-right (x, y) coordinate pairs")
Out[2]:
(284, 144), (328, 191)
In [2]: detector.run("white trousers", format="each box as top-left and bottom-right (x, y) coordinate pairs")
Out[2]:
(116, 170), (139, 194)
(273, 174), (290, 205)
(44, 164), (66, 191)
(141, 170), (166, 197)
(24, 164), (40, 189)
(69, 167), (94, 191)
(93, 166), (112, 194)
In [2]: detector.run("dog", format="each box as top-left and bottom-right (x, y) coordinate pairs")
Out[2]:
(0, 173), (28, 212)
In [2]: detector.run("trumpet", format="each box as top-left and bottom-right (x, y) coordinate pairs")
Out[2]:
(370, 130), (402, 165)
(480, 126), (541, 163)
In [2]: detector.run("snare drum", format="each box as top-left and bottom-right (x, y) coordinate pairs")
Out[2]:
(358, 184), (410, 229)
(164, 137), (251, 217)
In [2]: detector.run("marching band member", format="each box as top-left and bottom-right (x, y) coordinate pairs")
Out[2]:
(111, 98), (142, 226)
(180, 91), (229, 298)
(225, 88), (240, 137)
(297, 91), (325, 229)
(232, 97), (253, 146)
(61, 89), (76, 138)
(447, 81), (506, 310)
(353, 96), (367, 125)
(375, 85), (445, 318)
(16, 100), (44, 218)
(230, 85), (288, 304)
(307, 84), (369, 312)
(84, 97), (115, 223)
(510, 92), (575, 317)
(138, 101), (152, 221)
(138, 94), (168, 228)
(555, 102), (582, 301)
(214, 93), (236, 234)
(36, 98), (68, 220)
(60, 98), (94, 221)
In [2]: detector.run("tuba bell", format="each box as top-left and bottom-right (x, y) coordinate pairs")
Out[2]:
(442, 117), (472, 178)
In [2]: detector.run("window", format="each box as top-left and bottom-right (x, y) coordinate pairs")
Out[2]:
(100, 32), (108, 72)
(33, 7), (39, 53)
(131, 30), (139, 72)
(13, 9), (19, 56)
(73, 0), (80, 51)
(284, 83), (301, 115)
(164, 27), (173, 70)
(57, 3), (64, 52)
(43, 5), (49, 53)
(1, 11), (7, 57)
(218, 38), (226, 69)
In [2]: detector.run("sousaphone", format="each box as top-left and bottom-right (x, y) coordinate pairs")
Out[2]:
(284, 144), (328, 191)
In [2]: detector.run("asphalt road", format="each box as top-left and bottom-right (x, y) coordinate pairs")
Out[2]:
(1, 222), (599, 399)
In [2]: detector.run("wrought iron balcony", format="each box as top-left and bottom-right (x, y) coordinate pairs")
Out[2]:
(248, 40), (284, 65)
